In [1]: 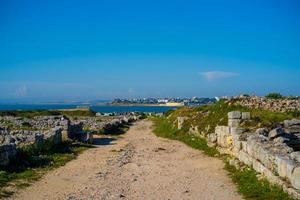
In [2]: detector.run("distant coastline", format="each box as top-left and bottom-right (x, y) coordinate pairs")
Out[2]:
(106, 103), (184, 107)
(0, 104), (179, 113)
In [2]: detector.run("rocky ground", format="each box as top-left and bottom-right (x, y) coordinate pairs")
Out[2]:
(8, 120), (242, 200)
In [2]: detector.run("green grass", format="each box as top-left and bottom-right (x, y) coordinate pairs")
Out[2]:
(151, 113), (296, 200)
(0, 141), (92, 197)
(225, 162), (295, 200)
(152, 117), (218, 157)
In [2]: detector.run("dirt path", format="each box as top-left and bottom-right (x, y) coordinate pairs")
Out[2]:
(9, 120), (242, 200)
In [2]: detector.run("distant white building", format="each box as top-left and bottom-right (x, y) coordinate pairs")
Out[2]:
(191, 96), (197, 101)
(158, 99), (168, 103)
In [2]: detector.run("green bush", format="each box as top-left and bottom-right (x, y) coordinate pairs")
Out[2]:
(265, 93), (283, 99)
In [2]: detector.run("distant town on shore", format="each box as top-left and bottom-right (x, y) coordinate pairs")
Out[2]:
(109, 97), (217, 107)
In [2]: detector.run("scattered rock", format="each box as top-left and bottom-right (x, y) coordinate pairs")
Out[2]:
(208, 133), (217, 143)
(291, 152), (300, 162)
(273, 136), (290, 144)
(269, 128), (284, 139)
(284, 119), (300, 128)
(255, 128), (269, 137)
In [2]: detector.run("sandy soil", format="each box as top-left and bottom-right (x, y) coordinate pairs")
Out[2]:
(9, 120), (242, 200)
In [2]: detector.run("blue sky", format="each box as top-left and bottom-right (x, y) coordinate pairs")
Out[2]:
(0, 0), (299, 102)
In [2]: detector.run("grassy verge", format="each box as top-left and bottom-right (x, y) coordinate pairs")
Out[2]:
(0, 141), (92, 198)
(152, 117), (218, 156)
(151, 117), (295, 200)
(225, 162), (294, 200)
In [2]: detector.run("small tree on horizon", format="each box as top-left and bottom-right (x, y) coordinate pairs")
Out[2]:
(265, 93), (283, 99)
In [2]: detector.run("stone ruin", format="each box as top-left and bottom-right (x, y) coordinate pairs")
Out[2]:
(230, 95), (300, 112)
(204, 111), (300, 199)
(177, 117), (188, 130)
(0, 113), (139, 167)
(0, 126), (62, 166)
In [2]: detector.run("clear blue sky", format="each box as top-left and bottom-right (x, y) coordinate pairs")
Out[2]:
(0, 0), (299, 102)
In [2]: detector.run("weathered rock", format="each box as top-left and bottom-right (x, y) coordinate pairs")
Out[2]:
(208, 133), (217, 143)
(215, 126), (231, 147)
(45, 127), (62, 145)
(177, 117), (186, 130)
(273, 136), (290, 144)
(269, 128), (284, 140)
(0, 135), (4, 144)
(228, 111), (241, 119)
(291, 167), (300, 190)
(189, 125), (199, 136)
(284, 119), (300, 128)
(291, 152), (300, 162)
(4, 135), (15, 144)
(228, 119), (241, 127)
(276, 155), (295, 179)
(0, 144), (17, 166)
(78, 131), (93, 143)
(241, 112), (251, 120)
(256, 128), (269, 137)
(230, 127), (246, 136)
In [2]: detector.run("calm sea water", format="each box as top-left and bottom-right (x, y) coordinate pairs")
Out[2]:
(0, 104), (178, 113)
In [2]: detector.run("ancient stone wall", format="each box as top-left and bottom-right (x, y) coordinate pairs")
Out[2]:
(230, 96), (300, 112)
(205, 111), (300, 199)
(0, 113), (139, 167)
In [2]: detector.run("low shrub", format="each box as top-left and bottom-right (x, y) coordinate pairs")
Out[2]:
(266, 93), (283, 99)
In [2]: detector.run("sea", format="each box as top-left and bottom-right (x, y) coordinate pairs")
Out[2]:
(0, 104), (178, 113)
